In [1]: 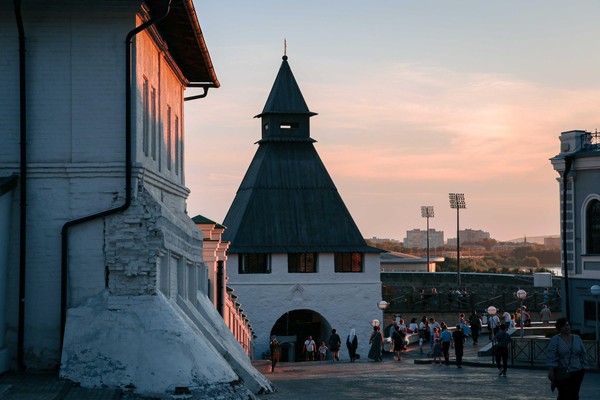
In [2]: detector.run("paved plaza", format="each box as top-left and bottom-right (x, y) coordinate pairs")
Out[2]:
(255, 342), (600, 400)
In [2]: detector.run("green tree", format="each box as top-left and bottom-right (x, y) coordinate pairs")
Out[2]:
(523, 256), (540, 269)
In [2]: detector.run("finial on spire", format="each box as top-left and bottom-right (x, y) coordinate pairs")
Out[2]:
(283, 38), (288, 61)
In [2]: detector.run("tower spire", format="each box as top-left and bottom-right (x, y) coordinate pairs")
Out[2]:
(283, 38), (287, 60)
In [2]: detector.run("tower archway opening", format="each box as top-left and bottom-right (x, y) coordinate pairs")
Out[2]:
(270, 309), (330, 362)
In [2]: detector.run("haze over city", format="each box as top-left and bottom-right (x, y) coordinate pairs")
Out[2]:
(184, 1), (600, 242)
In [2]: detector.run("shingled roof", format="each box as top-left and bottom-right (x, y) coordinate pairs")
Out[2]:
(222, 56), (379, 254)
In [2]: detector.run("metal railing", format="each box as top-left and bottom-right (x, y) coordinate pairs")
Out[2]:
(385, 291), (558, 314)
(510, 338), (600, 368)
(582, 131), (600, 149)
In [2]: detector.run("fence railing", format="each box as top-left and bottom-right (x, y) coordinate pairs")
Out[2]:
(510, 338), (600, 368)
(386, 291), (559, 314)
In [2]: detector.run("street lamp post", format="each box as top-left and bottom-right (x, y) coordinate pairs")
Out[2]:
(449, 193), (466, 288)
(516, 289), (527, 338)
(487, 305), (497, 365)
(591, 285), (600, 342)
(421, 206), (434, 272)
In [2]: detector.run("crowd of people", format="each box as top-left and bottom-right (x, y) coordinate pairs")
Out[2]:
(269, 301), (555, 369)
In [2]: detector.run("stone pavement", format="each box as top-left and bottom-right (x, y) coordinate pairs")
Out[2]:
(255, 338), (600, 400)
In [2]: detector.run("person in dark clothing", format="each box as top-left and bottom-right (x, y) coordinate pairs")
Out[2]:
(269, 336), (280, 372)
(328, 328), (342, 362)
(452, 324), (467, 368)
(469, 310), (482, 345)
(495, 323), (512, 376)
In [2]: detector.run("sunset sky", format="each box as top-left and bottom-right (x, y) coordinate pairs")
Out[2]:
(184, 0), (600, 242)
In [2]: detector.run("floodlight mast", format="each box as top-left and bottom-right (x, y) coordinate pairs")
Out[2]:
(449, 193), (466, 288)
(421, 206), (434, 272)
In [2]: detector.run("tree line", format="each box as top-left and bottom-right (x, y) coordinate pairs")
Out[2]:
(366, 239), (561, 275)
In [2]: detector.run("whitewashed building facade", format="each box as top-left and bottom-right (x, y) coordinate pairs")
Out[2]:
(0, 1), (271, 397)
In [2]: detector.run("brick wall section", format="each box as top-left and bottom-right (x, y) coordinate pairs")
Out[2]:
(104, 184), (203, 296)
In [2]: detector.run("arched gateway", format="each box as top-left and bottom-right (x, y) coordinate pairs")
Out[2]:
(270, 309), (331, 362)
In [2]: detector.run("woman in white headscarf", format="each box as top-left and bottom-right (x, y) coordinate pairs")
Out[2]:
(346, 328), (358, 362)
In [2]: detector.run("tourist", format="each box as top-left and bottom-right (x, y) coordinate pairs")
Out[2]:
(269, 336), (280, 372)
(452, 324), (467, 368)
(391, 322), (405, 362)
(429, 318), (440, 346)
(495, 324), (512, 376)
(319, 341), (328, 361)
(488, 311), (500, 340)
(368, 325), (384, 362)
(408, 317), (419, 334)
(543, 287), (550, 305)
(398, 318), (407, 336)
(547, 318), (589, 398)
(522, 305), (531, 327)
(328, 328), (342, 362)
(420, 317), (430, 347)
(439, 323), (452, 365)
(303, 335), (316, 361)
(540, 304), (552, 326)
(346, 328), (358, 362)
(432, 338), (442, 365)
(459, 313), (471, 337)
(468, 310), (482, 345)
(500, 309), (512, 329)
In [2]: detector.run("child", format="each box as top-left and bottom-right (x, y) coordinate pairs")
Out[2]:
(318, 341), (328, 361)
(432, 338), (442, 366)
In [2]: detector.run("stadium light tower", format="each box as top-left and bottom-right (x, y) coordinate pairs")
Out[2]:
(449, 193), (466, 288)
(421, 206), (434, 272)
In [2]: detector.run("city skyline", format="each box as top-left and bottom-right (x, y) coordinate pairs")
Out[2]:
(184, 1), (600, 242)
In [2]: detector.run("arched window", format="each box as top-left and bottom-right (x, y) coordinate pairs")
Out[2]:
(586, 199), (600, 254)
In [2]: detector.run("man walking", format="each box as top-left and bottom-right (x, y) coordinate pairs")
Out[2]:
(540, 305), (552, 326)
(452, 324), (467, 368)
(439, 323), (452, 366)
(304, 335), (316, 361)
(495, 324), (512, 376)
(469, 310), (481, 345)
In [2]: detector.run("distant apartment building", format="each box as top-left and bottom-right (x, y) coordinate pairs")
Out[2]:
(447, 229), (490, 246)
(369, 237), (400, 243)
(403, 229), (444, 249)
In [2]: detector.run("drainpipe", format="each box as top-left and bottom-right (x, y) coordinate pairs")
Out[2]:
(561, 156), (573, 321)
(216, 260), (224, 316)
(14, 0), (27, 370)
(184, 85), (209, 101)
(59, 1), (173, 351)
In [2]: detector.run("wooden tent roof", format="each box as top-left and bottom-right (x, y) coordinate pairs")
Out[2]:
(222, 56), (379, 254)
